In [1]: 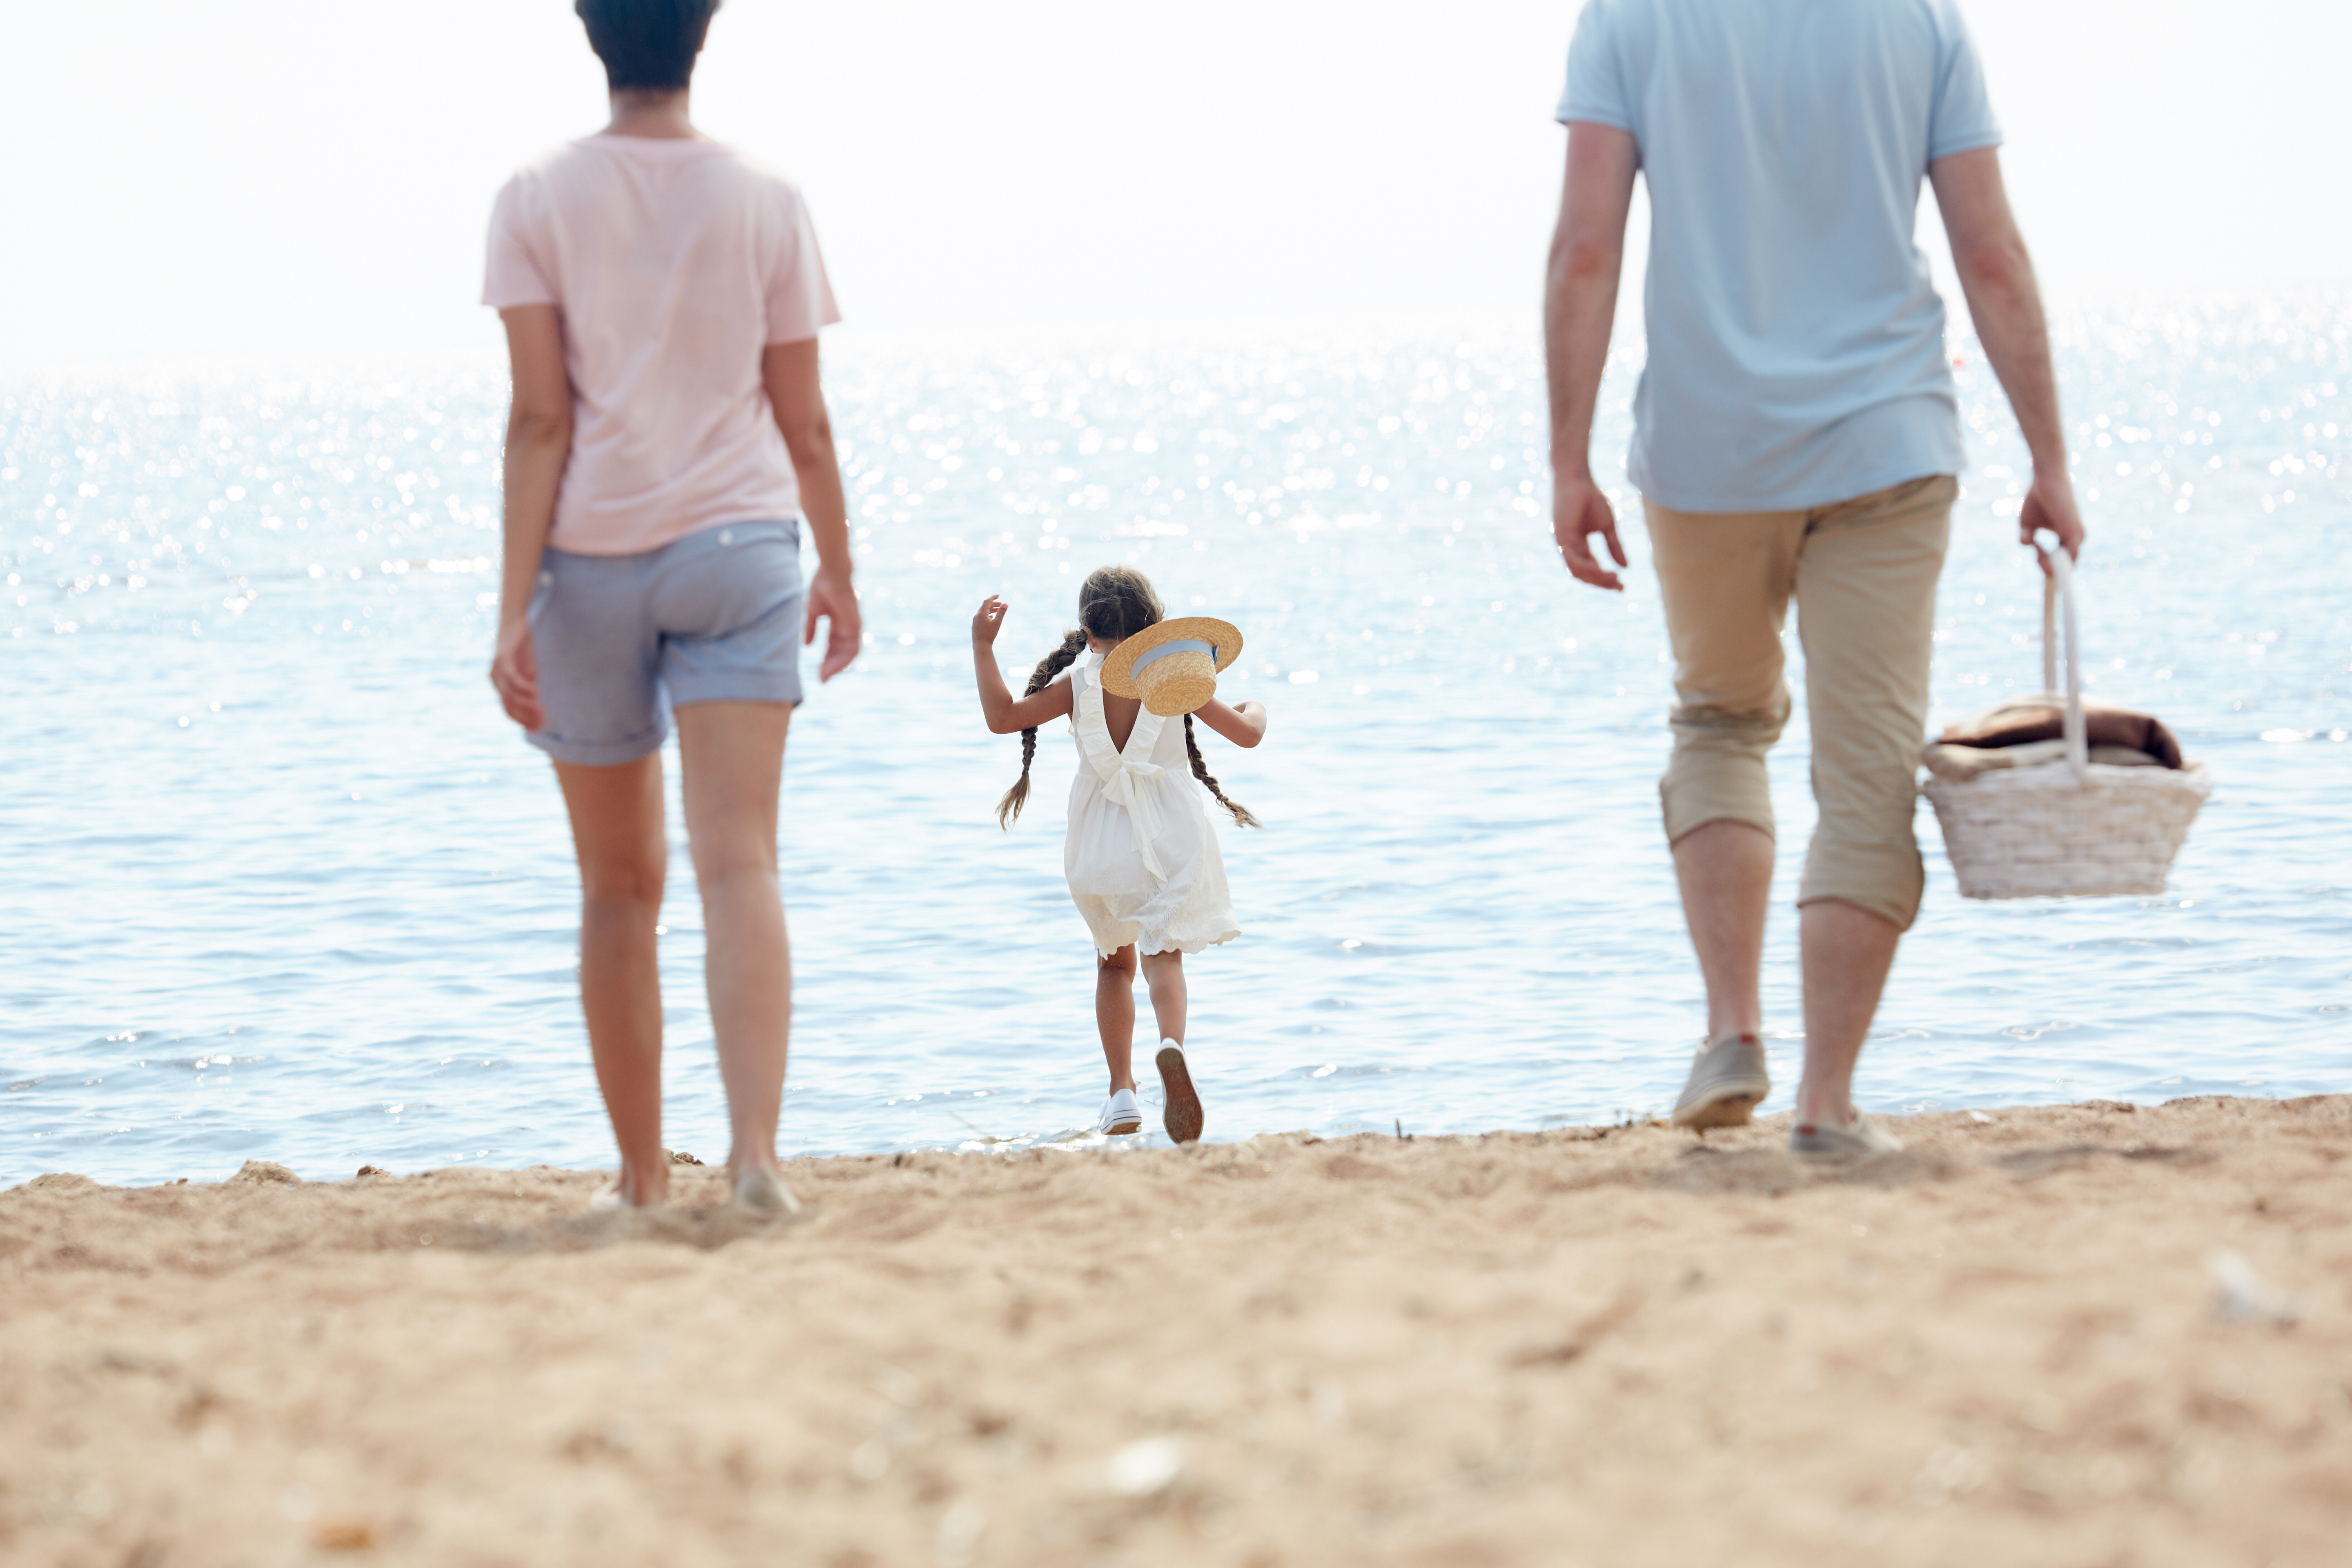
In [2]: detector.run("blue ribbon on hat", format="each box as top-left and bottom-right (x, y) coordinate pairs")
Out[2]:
(1129, 638), (1218, 677)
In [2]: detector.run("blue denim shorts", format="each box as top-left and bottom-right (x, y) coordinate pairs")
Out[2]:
(526, 520), (804, 766)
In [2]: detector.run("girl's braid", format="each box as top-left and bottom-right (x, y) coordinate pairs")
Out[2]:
(1184, 714), (1261, 829)
(996, 629), (1089, 828)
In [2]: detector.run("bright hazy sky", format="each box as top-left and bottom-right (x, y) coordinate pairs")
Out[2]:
(5, 0), (2345, 366)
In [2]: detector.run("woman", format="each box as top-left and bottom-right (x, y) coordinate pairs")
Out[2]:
(483, 0), (858, 1210)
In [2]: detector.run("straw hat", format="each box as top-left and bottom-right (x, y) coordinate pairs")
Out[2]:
(1100, 616), (1245, 717)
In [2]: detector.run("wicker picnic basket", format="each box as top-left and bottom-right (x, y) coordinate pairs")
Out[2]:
(1923, 549), (2211, 899)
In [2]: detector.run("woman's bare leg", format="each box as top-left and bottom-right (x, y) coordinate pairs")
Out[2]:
(1140, 949), (1187, 1046)
(553, 753), (671, 1207)
(1096, 944), (1139, 1092)
(676, 702), (793, 1185)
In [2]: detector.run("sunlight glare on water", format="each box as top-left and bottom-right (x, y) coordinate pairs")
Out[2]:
(2, 297), (2348, 1185)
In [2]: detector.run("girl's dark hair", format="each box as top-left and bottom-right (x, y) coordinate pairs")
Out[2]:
(575, 0), (720, 94)
(997, 565), (1261, 831)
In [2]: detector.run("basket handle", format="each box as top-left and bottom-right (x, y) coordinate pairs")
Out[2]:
(2039, 542), (2089, 784)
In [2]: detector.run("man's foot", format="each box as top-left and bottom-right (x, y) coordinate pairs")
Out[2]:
(1156, 1040), (1203, 1145)
(1790, 1111), (1903, 1160)
(1098, 1087), (1143, 1136)
(1671, 1031), (1771, 1129)
(732, 1165), (803, 1215)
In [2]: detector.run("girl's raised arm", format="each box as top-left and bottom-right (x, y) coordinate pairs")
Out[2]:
(972, 596), (1076, 734)
(1192, 695), (1268, 748)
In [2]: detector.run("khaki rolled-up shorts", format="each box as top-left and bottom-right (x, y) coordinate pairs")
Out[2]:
(1645, 474), (1956, 931)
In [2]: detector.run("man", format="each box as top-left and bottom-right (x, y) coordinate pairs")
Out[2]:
(1543, 0), (2084, 1155)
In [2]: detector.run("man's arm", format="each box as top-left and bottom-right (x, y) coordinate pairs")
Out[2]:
(488, 305), (572, 730)
(1929, 147), (2085, 563)
(763, 337), (862, 681)
(1544, 122), (1640, 592)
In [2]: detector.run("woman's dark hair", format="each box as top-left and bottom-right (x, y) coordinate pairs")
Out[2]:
(998, 565), (1261, 832)
(575, 0), (720, 94)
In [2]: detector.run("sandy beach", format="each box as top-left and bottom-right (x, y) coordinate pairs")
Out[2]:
(4, 1094), (2346, 1567)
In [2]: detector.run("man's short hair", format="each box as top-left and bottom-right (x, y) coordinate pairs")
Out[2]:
(575, 0), (721, 94)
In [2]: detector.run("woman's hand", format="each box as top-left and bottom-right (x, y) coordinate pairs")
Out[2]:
(805, 565), (862, 683)
(490, 616), (544, 731)
(972, 595), (1009, 647)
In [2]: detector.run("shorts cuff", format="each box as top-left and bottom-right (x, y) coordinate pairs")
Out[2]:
(667, 673), (805, 709)
(526, 724), (668, 766)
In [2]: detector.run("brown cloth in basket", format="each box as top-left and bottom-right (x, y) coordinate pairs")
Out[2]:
(1938, 694), (2184, 768)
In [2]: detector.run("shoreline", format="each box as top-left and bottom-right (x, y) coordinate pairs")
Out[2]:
(22, 1084), (2349, 1195)
(5, 1093), (2347, 1566)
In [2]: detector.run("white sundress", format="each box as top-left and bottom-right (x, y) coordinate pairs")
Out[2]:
(1059, 654), (1240, 958)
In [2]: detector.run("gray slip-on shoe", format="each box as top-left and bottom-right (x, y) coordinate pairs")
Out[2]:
(1671, 1031), (1771, 1129)
(1789, 1112), (1904, 1160)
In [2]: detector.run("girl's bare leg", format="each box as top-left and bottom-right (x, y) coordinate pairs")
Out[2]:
(675, 702), (793, 1185)
(553, 753), (672, 1207)
(1140, 949), (1187, 1046)
(1096, 944), (1139, 1091)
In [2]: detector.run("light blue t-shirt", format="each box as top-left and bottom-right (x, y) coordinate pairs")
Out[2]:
(1559, 0), (2003, 512)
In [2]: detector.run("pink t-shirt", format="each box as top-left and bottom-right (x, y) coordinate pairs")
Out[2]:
(483, 136), (840, 556)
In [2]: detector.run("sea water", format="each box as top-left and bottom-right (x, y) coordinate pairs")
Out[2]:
(4, 299), (2347, 1185)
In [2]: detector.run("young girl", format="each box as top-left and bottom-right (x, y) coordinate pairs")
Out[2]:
(970, 567), (1269, 1143)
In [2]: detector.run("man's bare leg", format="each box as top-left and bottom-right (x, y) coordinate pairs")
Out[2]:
(1794, 898), (1902, 1127)
(677, 702), (792, 1189)
(553, 753), (672, 1207)
(1670, 819), (1773, 1037)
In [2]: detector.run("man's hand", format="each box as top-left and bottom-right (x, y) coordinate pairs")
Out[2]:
(490, 617), (543, 731)
(2020, 470), (2086, 573)
(805, 565), (861, 683)
(1553, 472), (1628, 592)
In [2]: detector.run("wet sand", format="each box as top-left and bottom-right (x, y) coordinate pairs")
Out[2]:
(4, 1094), (2348, 1567)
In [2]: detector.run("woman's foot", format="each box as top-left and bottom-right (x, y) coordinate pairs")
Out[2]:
(1098, 1087), (1143, 1136)
(1155, 1040), (1203, 1145)
(731, 1165), (802, 1215)
(590, 1179), (666, 1211)
(589, 1161), (669, 1210)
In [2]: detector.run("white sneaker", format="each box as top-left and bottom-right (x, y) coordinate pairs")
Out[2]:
(1156, 1040), (1204, 1145)
(1099, 1087), (1143, 1135)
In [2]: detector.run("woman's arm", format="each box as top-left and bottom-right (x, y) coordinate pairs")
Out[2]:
(489, 305), (572, 731)
(762, 337), (862, 681)
(1192, 696), (1267, 748)
(971, 595), (1074, 734)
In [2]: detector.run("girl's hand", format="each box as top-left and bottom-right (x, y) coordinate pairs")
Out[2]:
(490, 617), (544, 731)
(972, 595), (1009, 647)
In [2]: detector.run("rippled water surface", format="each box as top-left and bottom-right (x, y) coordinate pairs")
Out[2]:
(5, 300), (2348, 1186)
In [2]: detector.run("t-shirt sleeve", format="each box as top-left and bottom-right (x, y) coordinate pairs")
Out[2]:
(1927, 9), (2004, 163)
(764, 185), (843, 345)
(1556, 0), (1632, 131)
(481, 176), (557, 310)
